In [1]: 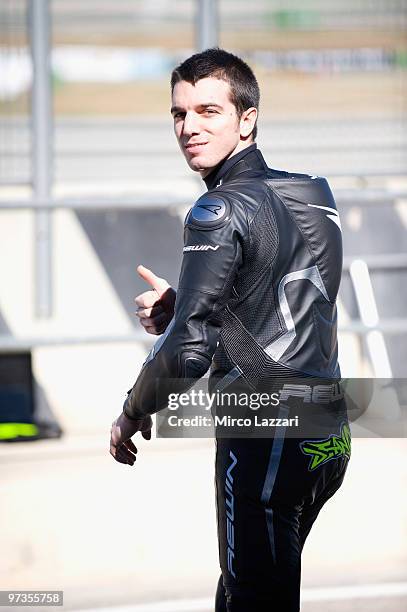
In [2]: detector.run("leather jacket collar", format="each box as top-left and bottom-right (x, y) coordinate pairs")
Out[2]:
(203, 143), (268, 191)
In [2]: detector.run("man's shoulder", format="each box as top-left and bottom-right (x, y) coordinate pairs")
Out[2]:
(265, 165), (326, 184)
(185, 190), (234, 230)
(208, 168), (329, 208)
(211, 172), (270, 206)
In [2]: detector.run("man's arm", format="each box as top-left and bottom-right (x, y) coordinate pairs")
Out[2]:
(123, 191), (245, 419)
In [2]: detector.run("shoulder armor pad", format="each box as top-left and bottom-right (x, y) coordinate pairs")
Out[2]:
(185, 192), (232, 230)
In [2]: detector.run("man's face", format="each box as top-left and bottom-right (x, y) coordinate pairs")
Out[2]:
(171, 77), (245, 178)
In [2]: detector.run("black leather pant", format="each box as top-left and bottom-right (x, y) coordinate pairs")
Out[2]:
(214, 423), (350, 612)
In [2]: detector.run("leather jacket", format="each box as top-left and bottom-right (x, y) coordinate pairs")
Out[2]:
(124, 144), (342, 419)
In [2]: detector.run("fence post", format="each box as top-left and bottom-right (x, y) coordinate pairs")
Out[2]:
(29, 0), (53, 318)
(196, 0), (219, 51)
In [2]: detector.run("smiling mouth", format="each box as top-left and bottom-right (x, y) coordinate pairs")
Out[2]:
(185, 142), (208, 153)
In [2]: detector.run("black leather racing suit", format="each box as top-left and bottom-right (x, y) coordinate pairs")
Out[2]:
(124, 144), (350, 611)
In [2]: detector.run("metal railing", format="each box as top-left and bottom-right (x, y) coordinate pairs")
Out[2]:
(1, 187), (407, 210)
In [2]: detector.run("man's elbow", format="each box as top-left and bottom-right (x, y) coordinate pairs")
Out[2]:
(178, 350), (212, 379)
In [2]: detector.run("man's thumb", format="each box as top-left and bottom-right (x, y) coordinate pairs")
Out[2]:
(137, 265), (169, 297)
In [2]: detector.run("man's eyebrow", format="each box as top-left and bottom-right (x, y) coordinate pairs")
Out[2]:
(170, 103), (223, 114)
(198, 103), (223, 109)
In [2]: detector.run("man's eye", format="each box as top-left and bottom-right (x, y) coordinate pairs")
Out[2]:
(174, 112), (185, 119)
(204, 109), (217, 115)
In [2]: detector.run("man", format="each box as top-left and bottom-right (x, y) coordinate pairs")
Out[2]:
(110, 48), (350, 611)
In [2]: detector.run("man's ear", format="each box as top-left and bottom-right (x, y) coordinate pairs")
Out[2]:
(240, 107), (258, 139)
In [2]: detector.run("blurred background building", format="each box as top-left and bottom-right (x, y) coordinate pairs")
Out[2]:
(0, 1), (406, 611)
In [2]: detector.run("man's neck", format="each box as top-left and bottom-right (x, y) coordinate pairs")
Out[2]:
(200, 140), (254, 180)
(203, 142), (258, 190)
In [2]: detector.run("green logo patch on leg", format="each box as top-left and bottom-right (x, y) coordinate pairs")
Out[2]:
(300, 422), (351, 471)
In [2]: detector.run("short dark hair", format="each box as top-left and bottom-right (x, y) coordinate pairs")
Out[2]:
(171, 48), (260, 140)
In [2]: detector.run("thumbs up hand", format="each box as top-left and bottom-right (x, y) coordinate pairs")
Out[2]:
(134, 265), (176, 335)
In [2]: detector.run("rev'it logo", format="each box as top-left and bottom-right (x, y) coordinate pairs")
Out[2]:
(197, 203), (223, 216)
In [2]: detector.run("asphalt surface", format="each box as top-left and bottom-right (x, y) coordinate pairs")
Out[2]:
(1, 433), (406, 612)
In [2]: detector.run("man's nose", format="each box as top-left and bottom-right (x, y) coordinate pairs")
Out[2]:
(183, 112), (200, 136)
